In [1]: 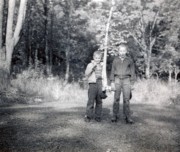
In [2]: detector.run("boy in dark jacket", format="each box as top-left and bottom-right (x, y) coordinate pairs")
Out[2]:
(110, 43), (136, 124)
(84, 51), (105, 122)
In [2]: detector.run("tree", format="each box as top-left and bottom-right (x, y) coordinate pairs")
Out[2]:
(102, 0), (115, 89)
(112, 0), (164, 78)
(3, 0), (27, 72)
(154, 0), (180, 82)
(158, 45), (180, 83)
(64, 0), (74, 82)
(0, 0), (3, 57)
(49, 0), (54, 73)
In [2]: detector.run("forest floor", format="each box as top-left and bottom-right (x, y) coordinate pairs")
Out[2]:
(0, 94), (180, 152)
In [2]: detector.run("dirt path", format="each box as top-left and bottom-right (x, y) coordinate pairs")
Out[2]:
(0, 99), (180, 152)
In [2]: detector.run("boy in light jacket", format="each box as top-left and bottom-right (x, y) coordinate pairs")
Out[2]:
(84, 51), (105, 122)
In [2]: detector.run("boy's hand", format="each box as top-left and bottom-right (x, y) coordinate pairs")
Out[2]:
(131, 84), (135, 90)
(92, 65), (97, 71)
(111, 82), (116, 91)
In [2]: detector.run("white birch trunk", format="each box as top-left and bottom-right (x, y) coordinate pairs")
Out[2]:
(5, 0), (27, 71)
(102, 0), (114, 90)
(14, 0), (27, 45)
(5, 0), (16, 70)
(6, 0), (27, 71)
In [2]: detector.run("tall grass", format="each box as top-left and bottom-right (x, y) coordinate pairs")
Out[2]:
(132, 78), (180, 105)
(0, 68), (179, 105)
(11, 69), (87, 103)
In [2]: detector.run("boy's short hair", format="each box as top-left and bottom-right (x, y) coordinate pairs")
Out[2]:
(93, 51), (102, 57)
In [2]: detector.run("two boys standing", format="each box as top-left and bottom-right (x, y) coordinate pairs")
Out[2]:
(84, 43), (136, 124)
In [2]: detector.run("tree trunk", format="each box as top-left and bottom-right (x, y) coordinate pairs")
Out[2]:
(145, 51), (151, 79)
(145, 36), (155, 79)
(145, 63), (150, 79)
(65, 0), (74, 82)
(25, 0), (32, 67)
(44, 0), (50, 75)
(174, 66), (179, 84)
(5, 0), (15, 71)
(168, 69), (172, 83)
(0, 0), (4, 56)
(13, 0), (27, 45)
(5, 0), (27, 71)
(34, 45), (38, 70)
(49, 0), (53, 74)
(102, 0), (114, 90)
(143, 51), (149, 79)
(65, 48), (70, 82)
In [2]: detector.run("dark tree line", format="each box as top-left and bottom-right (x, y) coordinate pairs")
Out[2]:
(0, 0), (180, 82)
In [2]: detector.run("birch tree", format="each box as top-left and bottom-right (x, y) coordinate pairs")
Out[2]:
(5, 0), (28, 72)
(102, 0), (115, 89)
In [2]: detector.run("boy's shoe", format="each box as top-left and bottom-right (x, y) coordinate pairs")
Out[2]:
(84, 116), (91, 122)
(111, 116), (118, 123)
(95, 117), (101, 122)
(125, 118), (134, 124)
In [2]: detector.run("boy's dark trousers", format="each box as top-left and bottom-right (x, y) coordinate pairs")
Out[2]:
(86, 79), (102, 119)
(113, 78), (131, 120)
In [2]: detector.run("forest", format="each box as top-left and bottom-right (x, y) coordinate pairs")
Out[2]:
(0, 0), (180, 82)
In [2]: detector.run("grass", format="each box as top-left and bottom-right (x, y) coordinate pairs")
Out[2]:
(0, 69), (180, 152)
(0, 68), (179, 106)
(0, 94), (179, 152)
(10, 69), (87, 103)
(132, 78), (180, 105)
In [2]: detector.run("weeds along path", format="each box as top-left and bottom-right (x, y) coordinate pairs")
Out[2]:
(0, 97), (180, 152)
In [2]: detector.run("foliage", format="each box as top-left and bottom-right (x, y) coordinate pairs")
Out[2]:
(0, 0), (180, 81)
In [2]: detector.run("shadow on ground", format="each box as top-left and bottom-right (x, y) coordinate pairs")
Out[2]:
(0, 102), (179, 152)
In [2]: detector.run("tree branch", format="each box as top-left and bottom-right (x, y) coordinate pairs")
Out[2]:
(130, 32), (146, 51)
(140, 11), (146, 32)
(150, 37), (156, 48)
(150, 10), (159, 38)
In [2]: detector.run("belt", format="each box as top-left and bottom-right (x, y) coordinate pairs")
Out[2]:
(115, 75), (130, 79)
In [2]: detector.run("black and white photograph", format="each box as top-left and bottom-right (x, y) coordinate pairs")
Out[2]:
(0, 0), (180, 152)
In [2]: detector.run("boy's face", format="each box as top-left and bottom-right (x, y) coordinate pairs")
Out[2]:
(118, 45), (127, 58)
(93, 54), (102, 64)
